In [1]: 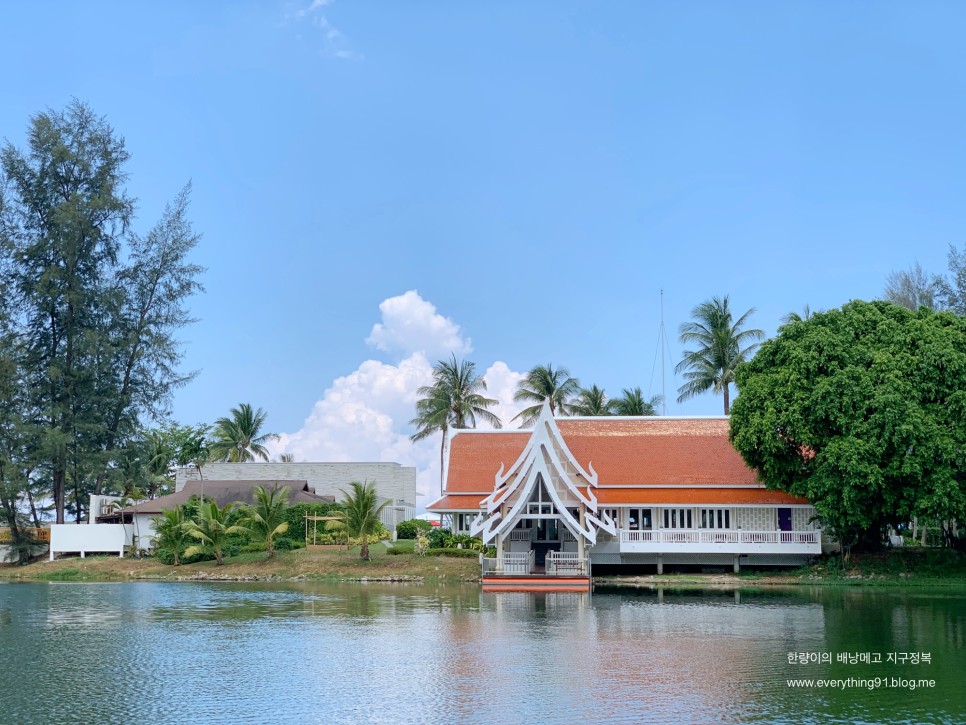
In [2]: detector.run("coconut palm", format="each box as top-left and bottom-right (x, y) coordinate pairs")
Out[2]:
(675, 295), (764, 415)
(571, 385), (614, 416)
(341, 480), (390, 561)
(239, 483), (290, 559)
(780, 305), (815, 325)
(410, 384), (453, 486)
(512, 363), (580, 426)
(611, 387), (662, 416)
(208, 403), (278, 462)
(152, 505), (190, 565)
(111, 486), (145, 555)
(184, 501), (246, 565)
(411, 355), (502, 484)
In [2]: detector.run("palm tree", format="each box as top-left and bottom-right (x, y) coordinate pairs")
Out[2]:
(184, 501), (246, 565)
(239, 484), (290, 559)
(341, 480), (390, 560)
(781, 305), (815, 325)
(675, 295), (764, 415)
(111, 486), (145, 555)
(571, 385), (614, 416)
(512, 364), (580, 426)
(611, 388), (662, 416)
(411, 355), (502, 484)
(152, 505), (190, 565)
(208, 403), (278, 462)
(410, 384), (452, 486)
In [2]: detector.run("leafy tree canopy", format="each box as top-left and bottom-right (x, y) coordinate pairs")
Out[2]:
(730, 300), (966, 548)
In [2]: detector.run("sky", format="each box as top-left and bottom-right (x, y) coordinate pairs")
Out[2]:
(2, 1), (964, 509)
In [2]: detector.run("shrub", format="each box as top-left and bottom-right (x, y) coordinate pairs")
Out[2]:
(414, 530), (430, 556)
(386, 546), (409, 555)
(427, 527), (451, 549)
(442, 533), (486, 552)
(396, 519), (433, 540)
(426, 548), (480, 559)
(286, 502), (346, 545)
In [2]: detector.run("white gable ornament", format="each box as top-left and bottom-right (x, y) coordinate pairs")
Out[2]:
(471, 401), (616, 544)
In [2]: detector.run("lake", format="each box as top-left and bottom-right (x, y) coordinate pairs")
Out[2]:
(0, 582), (962, 724)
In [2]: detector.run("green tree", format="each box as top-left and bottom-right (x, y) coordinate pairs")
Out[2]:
(611, 388), (662, 416)
(675, 295), (764, 415)
(152, 505), (190, 565)
(411, 356), (501, 483)
(184, 501), (246, 565)
(883, 262), (944, 311)
(239, 484), (290, 559)
(940, 243), (966, 315)
(0, 101), (203, 523)
(340, 480), (389, 560)
(780, 305), (816, 325)
(208, 403), (277, 462)
(512, 364), (580, 426)
(730, 300), (966, 552)
(571, 385), (614, 416)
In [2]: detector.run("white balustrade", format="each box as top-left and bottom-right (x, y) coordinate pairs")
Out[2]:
(546, 551), (589, 576)
(618, 529), (820, 553)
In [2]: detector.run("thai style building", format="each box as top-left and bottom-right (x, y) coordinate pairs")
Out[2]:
(426, 402), (823, 591)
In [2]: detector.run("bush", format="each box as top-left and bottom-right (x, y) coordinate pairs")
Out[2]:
(386, 546), (409, 555)
(427, 527), (451, 549)
(286, 502), (346, 544)
(442, 533), (486, 552)
(395, 518), (433, 540)
(426, 548), (480, 559)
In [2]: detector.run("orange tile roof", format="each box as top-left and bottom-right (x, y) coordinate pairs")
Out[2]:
(594, 488), (808, 506)
(444, 418), (760, 493)
(426, 494), (488, 511)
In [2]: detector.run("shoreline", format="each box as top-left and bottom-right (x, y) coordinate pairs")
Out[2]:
(3, 547), (965, 589)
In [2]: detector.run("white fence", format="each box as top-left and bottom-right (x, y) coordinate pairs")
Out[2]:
(49, 524), (128, 560)
(619, 529), (821, 554)
(482, 550), (535, 575)
(546, 551), (590, 576)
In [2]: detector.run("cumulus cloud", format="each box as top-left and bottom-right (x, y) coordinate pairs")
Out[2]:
(366, 290), (472, 359)
(270, 291), (523, 510)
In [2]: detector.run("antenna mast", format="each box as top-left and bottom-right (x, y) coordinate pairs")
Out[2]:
(660, 290), (667, 415)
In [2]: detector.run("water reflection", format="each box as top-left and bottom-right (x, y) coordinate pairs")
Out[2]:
(0, 582), (962, 725)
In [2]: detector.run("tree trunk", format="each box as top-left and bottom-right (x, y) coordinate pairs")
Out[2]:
(723, 384), (731, 415)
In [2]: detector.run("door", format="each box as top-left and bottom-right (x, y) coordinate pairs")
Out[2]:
(778, 508), (792, 532)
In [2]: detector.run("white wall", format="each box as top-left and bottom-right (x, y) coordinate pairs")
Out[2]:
(49, 524), (127, 560)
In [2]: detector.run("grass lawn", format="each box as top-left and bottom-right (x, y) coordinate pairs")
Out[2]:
(0, 541), (480, 583)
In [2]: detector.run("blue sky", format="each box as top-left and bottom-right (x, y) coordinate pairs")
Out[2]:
(2, 1), (964, 504)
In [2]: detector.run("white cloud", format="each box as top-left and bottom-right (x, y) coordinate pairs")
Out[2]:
(286, 0), (363, 61)
(366, 290), (472, 360)
(479, 361), (526, 429)
(271, 292), (522, 510)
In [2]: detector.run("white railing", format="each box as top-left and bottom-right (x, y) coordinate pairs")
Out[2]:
(619, 529), (820, 546)
(509, 529), (536, 542)
(482, 550), (535, 575)
(546, 551), (589, 576)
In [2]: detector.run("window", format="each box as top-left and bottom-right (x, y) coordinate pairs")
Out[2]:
(455, 513), (477, 533)
(662, 508), (693, 529)
(626, 508), (652, 531)
(700, 508), (731, 530)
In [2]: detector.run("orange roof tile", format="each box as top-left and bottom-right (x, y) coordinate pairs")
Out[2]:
(426, 494), (487, 511)
(594, 488), (808, 506)
(444, 418), (760, 494)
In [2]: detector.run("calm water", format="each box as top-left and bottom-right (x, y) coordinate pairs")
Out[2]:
(0, 581), (963, 724)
